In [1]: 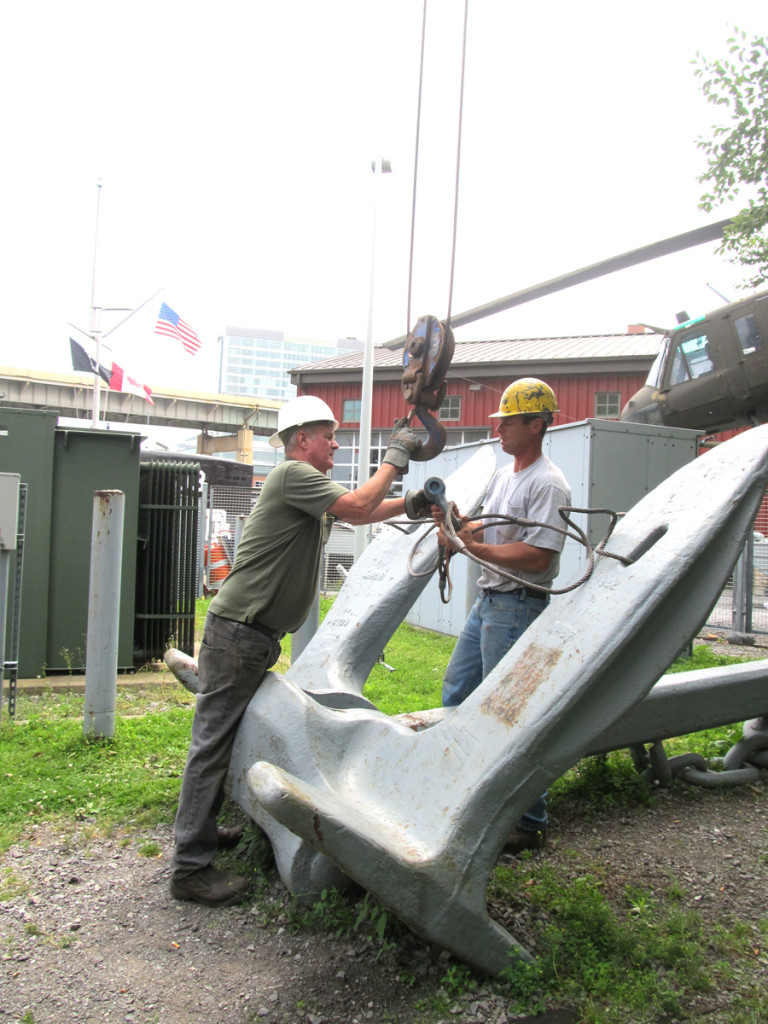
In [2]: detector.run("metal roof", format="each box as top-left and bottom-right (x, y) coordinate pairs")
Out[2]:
(291, 333), (663, 374)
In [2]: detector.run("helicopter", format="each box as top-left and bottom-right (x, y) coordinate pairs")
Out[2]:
(385, 217), (768, 436)
(619, 288), (768, 432)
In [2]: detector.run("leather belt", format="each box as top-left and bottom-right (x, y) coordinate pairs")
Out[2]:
(481, 586), (544, 601)
(243, 618), (286, 641)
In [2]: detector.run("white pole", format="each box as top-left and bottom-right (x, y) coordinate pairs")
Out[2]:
(291, 588), (319, 665)
(83, 489), (124, 739)
(90, 181), (103, 429)
(354, 156), (391, 561)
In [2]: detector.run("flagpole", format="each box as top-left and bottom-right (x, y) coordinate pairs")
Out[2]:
(90, 180), (103, 428)
(102, 287), (163, 340)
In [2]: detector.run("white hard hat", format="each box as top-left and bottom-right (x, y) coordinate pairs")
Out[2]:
(269, 395), (339, 448)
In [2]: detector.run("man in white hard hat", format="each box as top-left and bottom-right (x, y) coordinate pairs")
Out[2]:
(435, 378), (571, 854)
(171, 395), (431, 906)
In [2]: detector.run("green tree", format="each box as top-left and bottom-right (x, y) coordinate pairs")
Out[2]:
(694, 29), (768, 289)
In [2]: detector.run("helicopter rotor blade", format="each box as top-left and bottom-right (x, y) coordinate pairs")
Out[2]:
(383, 218), (732, 350)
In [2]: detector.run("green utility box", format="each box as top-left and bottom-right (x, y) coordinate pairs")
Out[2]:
(0, 409), (141, 676)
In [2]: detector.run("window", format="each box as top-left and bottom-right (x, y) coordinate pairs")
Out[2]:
(594, 392), (621, 418)
(342, 399), (361, 423)
(735, 313), (763, 355)
(682, 331), (714, 379)
(331, 429), (403, 497)
(666, 329), (715, 385)
(645, 339), (669, 388)
(438, 395), (461, 421)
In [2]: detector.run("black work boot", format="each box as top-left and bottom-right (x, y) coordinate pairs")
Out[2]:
(216, 824), (246, 849)
(170, 865), (249, 907)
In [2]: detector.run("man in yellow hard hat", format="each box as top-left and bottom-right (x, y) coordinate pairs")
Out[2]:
(436, 377), (571, 853)
(171, 396), (431, 906)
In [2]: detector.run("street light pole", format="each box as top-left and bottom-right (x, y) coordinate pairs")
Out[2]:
(90, 181), (103, 428)
(354, 156), (392, 561)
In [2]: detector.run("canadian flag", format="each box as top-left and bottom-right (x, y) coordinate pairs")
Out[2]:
(109, 362), (154, 404)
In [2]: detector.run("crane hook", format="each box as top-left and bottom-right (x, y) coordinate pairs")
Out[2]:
(401, 315), (455, 461)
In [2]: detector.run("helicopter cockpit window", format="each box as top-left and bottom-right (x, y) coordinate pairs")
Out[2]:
(668, 346), (689, 385)
(645, 339), (668, 388)
(670, 330), (714, 383)
(735, 313), (763, 355)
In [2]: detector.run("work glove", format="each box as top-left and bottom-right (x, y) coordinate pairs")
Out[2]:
(382, 418), (423, 471)
(404, 488), (432, 521)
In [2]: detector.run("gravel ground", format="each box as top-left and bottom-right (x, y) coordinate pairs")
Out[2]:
(2, 632), (768, 1024)
(3, 781), (768, 1024)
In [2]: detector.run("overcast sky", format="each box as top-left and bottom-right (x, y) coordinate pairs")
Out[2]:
(1, 0), (765, 395)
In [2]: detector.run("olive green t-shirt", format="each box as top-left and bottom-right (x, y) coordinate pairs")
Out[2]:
(209, 460), (347, 634)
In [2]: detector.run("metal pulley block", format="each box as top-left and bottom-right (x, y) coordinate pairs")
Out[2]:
(402, 315), (455, 409)
(401, 315), (455, 461)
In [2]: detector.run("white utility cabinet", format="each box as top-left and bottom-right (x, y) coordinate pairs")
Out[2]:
(0, 473), (20, 550)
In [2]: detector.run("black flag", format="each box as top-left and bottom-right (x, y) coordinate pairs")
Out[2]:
(69, 338), (112, 385)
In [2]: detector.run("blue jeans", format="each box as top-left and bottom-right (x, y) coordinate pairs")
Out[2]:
(172, 612), (282, 877)
(443, 589), (548, 832)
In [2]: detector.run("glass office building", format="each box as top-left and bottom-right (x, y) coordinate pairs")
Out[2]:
(219, 327), (363, 402)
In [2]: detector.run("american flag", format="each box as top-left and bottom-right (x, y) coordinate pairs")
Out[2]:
(155, 302), (202, 355)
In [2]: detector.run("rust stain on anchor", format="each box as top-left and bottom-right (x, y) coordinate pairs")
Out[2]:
(480, 643), (563, 726)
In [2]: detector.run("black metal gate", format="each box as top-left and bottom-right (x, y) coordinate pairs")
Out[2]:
(134, 460), (201, 663)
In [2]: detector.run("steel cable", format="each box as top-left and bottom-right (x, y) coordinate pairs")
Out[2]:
(406, 0), (470, 335)
(399, 506), (633, 601)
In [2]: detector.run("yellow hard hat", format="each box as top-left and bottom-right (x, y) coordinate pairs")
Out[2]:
(489, 377), (557, 421)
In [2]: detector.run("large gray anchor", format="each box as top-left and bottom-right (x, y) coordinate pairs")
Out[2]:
(167, 427), (768, 974)
(167, 449), (497, 891)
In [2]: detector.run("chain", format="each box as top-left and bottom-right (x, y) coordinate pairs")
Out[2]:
(631, 720), (768, 788)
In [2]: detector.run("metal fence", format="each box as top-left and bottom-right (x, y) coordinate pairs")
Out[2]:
(203, 484), (262, 591)
(322, 522), (356, 592)
(702, 489), (768, 634)
(202, 490), (361, 595)
(135, 460), (201, 661)
(208, 484), (262, 537)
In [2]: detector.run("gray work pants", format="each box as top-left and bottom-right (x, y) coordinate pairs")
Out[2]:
(172, 612), (281, 878)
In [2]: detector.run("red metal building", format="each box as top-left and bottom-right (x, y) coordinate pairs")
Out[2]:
(286, 330), (678, 491)
(291, 331), (663, 486)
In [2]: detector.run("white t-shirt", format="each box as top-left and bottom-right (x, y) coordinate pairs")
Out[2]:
(476, 454), (571, 592)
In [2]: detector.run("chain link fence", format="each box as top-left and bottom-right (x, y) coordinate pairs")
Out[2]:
(706, 490), (768, 634)
(204, 487), (363, 596)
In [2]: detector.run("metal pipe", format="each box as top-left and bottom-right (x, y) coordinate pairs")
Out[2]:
(0, 472), (20, 722)
(290, 588), (319, 666)
(89, 182), (103, 428)
(0, 550), (9, 721)
(83, 490), (125, 739)
(354, 155), (392, 561)
(732, 544), (748, 634)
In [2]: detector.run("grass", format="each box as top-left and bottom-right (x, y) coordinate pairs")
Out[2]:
(0, 708), (195, 852)
(2, 597), (767, 1022)
(488, 852), (768, 1024)
(492, 864), (716, 1021)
